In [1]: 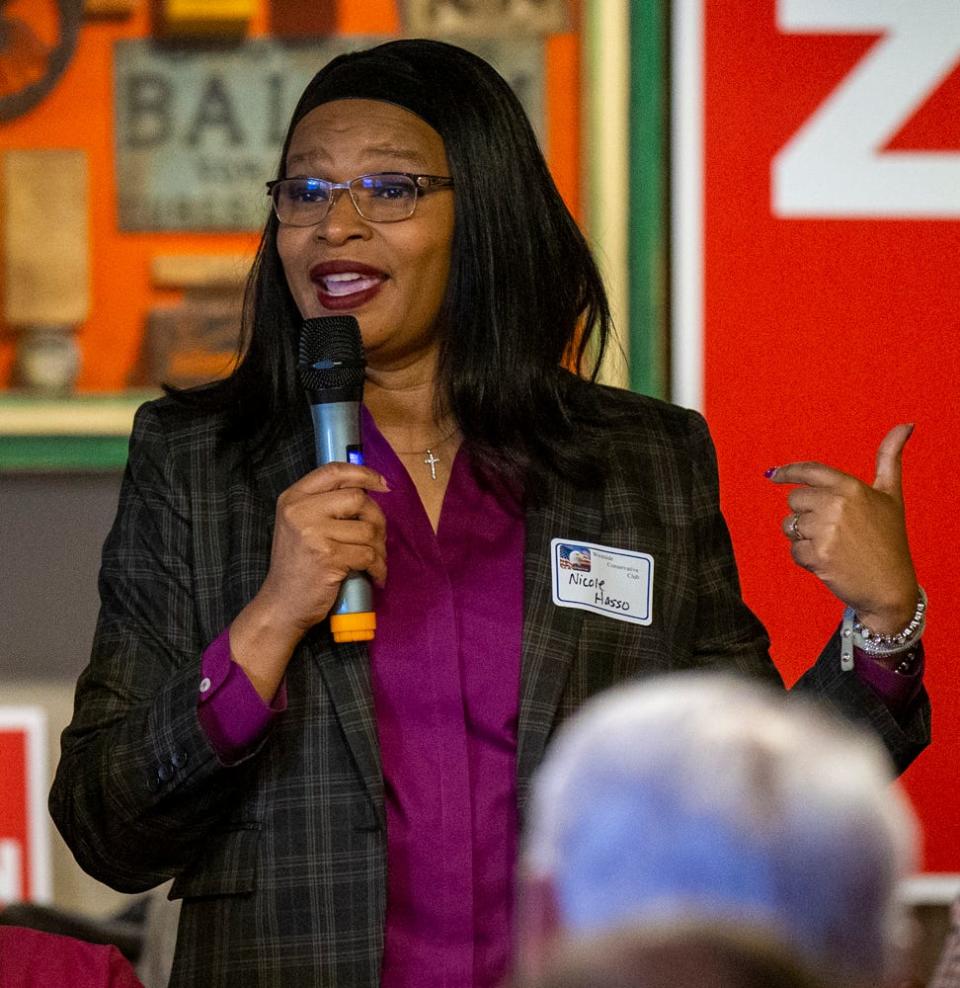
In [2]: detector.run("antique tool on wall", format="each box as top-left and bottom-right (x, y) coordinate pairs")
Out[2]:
(0, 0), (82, 121)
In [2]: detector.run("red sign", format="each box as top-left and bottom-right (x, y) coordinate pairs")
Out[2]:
(0, 708), (51, 903)
(674, 0), (960, 869)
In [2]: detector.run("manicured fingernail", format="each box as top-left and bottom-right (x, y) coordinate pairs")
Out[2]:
(763, 467), (779, 479)
(379, 475), (391, 491)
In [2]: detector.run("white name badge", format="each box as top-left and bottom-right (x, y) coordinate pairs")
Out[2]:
(550, 538), (654, 625)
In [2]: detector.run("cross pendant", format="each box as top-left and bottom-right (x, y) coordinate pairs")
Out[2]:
(423, 449), (440, 480)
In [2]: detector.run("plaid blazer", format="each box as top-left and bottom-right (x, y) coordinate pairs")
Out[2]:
(50, 379), (929, 987)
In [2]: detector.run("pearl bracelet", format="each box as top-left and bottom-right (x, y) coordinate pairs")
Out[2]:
(840, 587), (927, 671)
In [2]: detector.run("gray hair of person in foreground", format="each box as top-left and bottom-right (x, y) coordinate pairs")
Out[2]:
(519, 674), (919, 986)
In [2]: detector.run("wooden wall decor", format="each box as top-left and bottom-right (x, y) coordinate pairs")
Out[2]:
(267, 0), (335, 38)
(138, 293), (242, 388)
(0, 1), (83, 122)
(400, 0), (569, 37)
(160, 0), (255, 35)
(131, 252), (249, 388)
(2, 149), (90, 391)
(150, 253), (251, 291)
(2, 149), (90, 327)
(84, 0), (138, 16)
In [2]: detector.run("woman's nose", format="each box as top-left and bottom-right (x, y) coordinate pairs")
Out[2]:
(314, 188), (370, 243)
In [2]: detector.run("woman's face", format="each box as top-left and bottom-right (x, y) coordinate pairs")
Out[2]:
(277, 99), (455, 371)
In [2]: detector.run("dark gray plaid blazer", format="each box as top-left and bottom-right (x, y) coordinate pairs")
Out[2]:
(50, 380), (929, 987)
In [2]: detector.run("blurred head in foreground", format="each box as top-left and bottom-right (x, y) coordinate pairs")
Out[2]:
(518, 674), (919, 986)
(510, 922), (834, 988)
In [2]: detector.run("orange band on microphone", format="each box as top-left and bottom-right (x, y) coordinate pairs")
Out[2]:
(330, 611), (376, 643)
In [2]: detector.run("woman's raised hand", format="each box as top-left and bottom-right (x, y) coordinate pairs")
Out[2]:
(767, 424), (918, 637)
(230, 462), (389, 700)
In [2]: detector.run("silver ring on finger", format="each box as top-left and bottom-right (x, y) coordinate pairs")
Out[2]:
(789, 512), (804, 542)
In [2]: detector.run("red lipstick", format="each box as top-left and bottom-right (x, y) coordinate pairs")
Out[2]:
(309, 260), (387, 311)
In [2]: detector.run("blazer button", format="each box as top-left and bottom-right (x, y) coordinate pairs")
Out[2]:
(157, 763), (173, 783)
(171, 749), (189, 769)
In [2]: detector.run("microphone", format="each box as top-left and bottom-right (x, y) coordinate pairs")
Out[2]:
(297, 315), (376, 643)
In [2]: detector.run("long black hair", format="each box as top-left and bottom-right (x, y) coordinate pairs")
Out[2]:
(175, 39), (611, 486)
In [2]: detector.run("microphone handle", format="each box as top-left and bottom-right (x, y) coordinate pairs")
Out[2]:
(309, 400), (376, 641)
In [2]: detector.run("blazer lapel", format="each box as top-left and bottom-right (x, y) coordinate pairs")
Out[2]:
(254, 413), (384, 828)
(309, 636), (385, 829)
(516, 466), (603, 813)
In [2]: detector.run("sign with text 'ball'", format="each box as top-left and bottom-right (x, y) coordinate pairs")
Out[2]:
(113, 38), (544, 232)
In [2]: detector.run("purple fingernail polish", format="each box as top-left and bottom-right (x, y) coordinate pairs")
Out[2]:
(763, 467), (778, 479)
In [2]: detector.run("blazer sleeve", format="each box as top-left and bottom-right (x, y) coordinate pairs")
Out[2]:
(684, 408), (778, 682)
(793, 636), (930, 775)
(685, 408), (930, 776)
(49, 403), (266, 893)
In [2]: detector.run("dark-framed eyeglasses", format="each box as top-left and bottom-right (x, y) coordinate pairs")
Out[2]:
(265, 172), (454, 226)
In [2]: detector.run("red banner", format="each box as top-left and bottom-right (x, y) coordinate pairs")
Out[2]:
(0, 709), (50, 903)
(675, 0), (960, 869)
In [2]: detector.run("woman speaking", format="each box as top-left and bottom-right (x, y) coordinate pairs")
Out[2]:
(51, 39), (928, 988)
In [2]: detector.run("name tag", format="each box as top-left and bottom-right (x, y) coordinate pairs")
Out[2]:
(551, 539), (654, 625)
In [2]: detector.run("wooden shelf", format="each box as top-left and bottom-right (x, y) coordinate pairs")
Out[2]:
(0, 393), (156, 472)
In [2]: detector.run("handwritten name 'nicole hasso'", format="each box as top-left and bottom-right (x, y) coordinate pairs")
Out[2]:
(566, 572), (631, 612)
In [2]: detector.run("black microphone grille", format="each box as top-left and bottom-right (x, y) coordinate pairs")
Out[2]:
(298, 316), (366, 396)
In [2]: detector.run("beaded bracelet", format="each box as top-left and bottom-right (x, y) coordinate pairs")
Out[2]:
(840, 587), (927, 672)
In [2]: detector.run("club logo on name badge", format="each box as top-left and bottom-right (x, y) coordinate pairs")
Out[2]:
(557, 543), (592, 572)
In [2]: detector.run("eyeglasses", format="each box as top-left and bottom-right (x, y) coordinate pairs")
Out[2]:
(266, 172), (454, 226)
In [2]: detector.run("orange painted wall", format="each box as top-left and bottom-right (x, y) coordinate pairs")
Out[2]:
(0, 0), (580, 391)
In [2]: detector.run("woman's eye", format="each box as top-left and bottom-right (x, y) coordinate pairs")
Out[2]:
(374, 183), (413, 200)
(284, 182), (328, 204)
(297, 187), (329, 203)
